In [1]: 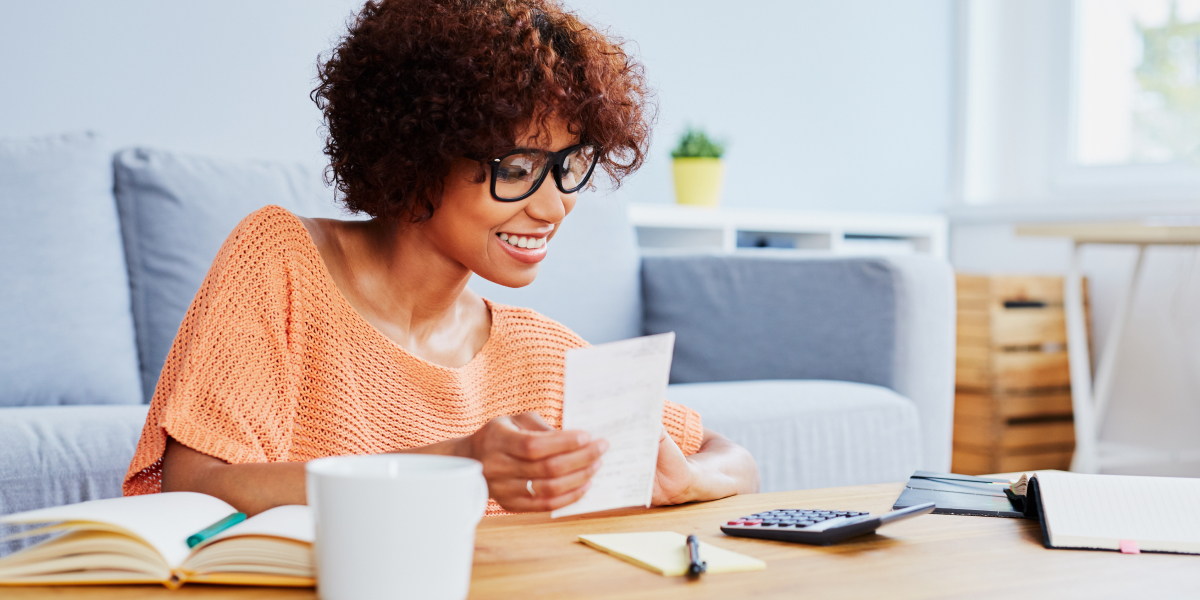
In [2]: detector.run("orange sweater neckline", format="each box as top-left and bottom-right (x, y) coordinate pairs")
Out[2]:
(281, 207), (500, 374)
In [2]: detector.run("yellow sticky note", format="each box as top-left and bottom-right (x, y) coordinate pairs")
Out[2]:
(578, 532), (766, 576)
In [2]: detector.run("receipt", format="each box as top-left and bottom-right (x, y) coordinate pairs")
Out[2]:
(552, 332), (675, 518)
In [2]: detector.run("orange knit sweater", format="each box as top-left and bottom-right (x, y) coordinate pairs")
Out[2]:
(123, 206), (703, 515)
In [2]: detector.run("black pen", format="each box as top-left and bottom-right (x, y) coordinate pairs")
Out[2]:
(686, 534), (707, 578)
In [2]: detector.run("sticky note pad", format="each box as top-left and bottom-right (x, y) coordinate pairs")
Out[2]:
(579, 532), (766, 576)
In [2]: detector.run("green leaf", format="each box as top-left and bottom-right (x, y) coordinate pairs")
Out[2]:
(670, 126), (726, 159)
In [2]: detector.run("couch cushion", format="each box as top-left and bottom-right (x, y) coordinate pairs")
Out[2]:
(642, 256), (896, 387)
(0, 405), (149, 556)
(0, 133), (142, 406)
(467, 195), (642, 344)
(113, 148), (350, 403)
(666, 380), (921, 492)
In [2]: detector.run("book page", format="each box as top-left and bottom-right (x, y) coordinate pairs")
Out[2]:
(1037, 471), (1200, 554)
(200, 505), (313, 546)
(552, 333), (674, 518)
(184, 505), (314, 580)
(0, 492), (235, 568)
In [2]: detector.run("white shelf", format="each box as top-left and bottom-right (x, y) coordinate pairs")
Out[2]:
(627, 204), (948, 259)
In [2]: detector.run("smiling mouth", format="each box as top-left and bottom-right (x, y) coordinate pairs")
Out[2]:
(498, 232), (547, 249)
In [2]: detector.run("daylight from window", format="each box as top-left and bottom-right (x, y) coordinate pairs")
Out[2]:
(1076, 0), (1200, 165)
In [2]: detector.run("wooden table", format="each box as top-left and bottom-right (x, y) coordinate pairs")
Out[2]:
(4, 483), (1194, 599)
(1017, 221), (1200, 474)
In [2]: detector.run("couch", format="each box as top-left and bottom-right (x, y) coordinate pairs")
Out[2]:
(0, 132), (956, 555)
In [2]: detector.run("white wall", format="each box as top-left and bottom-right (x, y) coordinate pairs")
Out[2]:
(0, 0), (954, 213)
(575, 0), (954, 212)
(0, 0), (361, 168)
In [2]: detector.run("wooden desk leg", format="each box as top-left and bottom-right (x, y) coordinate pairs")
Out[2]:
(1092, 245), (1145, 432)
(1066, 243), (1099, 473)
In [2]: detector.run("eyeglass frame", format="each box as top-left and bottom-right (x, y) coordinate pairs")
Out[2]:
(486, 143), (600, 202)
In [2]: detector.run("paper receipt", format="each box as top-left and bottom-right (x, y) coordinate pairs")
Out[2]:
(551, 332), (675, 518)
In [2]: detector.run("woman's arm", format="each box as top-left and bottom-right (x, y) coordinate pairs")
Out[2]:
(651, 428), (759, 506)
(161, 412), (606, 516)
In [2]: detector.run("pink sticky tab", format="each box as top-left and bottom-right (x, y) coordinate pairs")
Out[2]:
(1119, 540), (1140, 554)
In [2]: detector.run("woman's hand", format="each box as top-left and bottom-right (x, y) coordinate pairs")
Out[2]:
(651, 428), (698, 505)
(459, 411), (607, 512)
(651, 428), (760, 506)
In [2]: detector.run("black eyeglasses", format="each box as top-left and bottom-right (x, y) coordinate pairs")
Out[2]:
(487, 144), (599, 202)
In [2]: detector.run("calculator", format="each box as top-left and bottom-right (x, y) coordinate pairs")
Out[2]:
(720, 502), (936, 545)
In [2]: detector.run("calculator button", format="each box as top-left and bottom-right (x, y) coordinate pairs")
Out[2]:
(744, 520), (762, 525)
(727, 520), (744, 525)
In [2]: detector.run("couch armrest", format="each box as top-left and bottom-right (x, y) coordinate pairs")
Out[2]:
(641, 254), (954, 471)
(883, 255), (956, 472)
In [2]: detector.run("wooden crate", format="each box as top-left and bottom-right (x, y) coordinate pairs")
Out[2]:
(951, 274), (1086, 475)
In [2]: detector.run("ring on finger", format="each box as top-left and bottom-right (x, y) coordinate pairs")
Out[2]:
(526, 479), (536, 498)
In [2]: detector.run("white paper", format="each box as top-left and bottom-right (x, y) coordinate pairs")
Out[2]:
(551, 332), (674, 518)
(201, 504), (314, 547)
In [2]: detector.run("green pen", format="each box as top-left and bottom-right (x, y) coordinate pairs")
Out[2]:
(186, 512), (247, 548)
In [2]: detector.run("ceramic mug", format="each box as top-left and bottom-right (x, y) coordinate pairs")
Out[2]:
(306, 454), (488, 600)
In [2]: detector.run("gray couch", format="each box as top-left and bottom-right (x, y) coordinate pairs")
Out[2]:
(0, 132), (955, 555)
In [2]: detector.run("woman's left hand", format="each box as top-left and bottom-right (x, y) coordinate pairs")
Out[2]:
(651, 427), (760, 506)
(651, 428), (698, 505)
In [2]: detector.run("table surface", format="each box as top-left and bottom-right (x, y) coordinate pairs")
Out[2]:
(1016, 221), (1200, 244)
(5, 482), (1195, 600)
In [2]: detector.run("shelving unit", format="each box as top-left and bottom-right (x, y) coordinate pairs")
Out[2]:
(627, 204), (948, 258)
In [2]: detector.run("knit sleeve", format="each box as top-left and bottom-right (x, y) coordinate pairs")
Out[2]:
(663, 400), (704, 455)
(124, 207), (304, 495)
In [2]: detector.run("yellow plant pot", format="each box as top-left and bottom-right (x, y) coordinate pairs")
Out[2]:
(672, 158), (725, 207)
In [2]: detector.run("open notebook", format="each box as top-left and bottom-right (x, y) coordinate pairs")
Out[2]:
(0, 493), (313, 589)
(1017, 471), (1200, 555)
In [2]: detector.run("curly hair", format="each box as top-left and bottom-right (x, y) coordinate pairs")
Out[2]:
(312, 0), (654, 221)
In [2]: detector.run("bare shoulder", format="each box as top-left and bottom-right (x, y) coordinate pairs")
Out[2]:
(297, 215), (356, 274)
(297, 215), (331, 251)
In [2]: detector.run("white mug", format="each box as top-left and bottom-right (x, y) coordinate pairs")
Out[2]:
(306, 454), (488, 600)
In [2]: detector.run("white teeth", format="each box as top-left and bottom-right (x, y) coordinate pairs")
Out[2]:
(500, 234), (547, 249)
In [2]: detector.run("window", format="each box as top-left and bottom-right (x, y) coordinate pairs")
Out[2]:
(1076, 0), (1200, 166)
(956, 0), (1200, 207)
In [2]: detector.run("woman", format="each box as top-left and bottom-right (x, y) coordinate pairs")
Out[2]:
(123, 0), (758, 516)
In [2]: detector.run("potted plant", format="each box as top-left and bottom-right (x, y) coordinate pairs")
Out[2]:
(670, 127), (726, 207)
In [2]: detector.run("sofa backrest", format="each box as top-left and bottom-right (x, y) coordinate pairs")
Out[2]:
(0, 133), (142, 406)
(641, 255), (897, 388)
(113, 148), (348, 403)
(466, 194), (642, 344)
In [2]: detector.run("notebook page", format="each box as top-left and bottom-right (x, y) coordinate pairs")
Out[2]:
(0, 492), (235, 568)
(1036, 471), (1200, 554)
(200, 505), (313, 546)
(552, 333), (674, 518)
